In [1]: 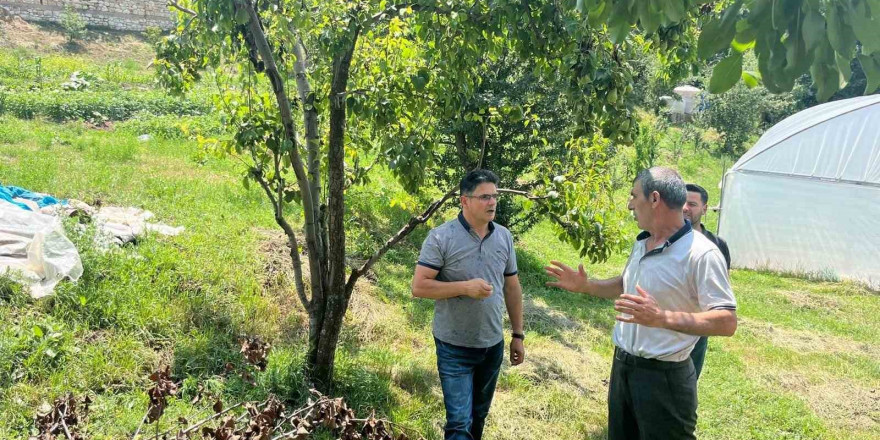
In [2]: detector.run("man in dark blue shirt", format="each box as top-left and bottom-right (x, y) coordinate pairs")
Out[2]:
(683, 183), (731, 379)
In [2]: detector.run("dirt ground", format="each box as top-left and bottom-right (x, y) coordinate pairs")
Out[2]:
(0, 15), (153, 64)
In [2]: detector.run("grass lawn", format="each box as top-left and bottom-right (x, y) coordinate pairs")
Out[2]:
(1, 116), (877, 439)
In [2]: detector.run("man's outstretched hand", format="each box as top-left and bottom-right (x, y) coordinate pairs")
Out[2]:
(544, 261), (589, 293)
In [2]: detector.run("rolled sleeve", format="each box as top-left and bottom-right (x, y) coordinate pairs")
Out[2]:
(695, 249), (737, 311)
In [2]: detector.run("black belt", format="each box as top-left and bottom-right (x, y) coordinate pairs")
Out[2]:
(614, 347), (691, 370)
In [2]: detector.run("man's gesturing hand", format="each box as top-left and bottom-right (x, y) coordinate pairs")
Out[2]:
(614, 285), (667, 328)
(465, 278), (493, 299)
(544, 261), (589, 293)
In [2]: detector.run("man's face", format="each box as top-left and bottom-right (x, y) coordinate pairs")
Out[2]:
(462, 182), (498, 224)
(628, 181), (652, 230)
(683, 191), (707, 226)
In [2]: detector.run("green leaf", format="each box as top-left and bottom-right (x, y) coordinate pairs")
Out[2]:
(32, 326), (44, 338)
(784, 23), (810, 77)
(801, 7), (825, 52)
(741, 70), (761, 88)
(848, 0), (880, 54)
(234, 7), (250, 26)
(827, 3), (856, 56)
(731, 36), (755, 53)
(732, 18), (756, 50)
(697, 2), (742, 60)
(709, 52), (743, 93)
(637, 0), (661, 34)
(698, 19), (726, 59)
(662, 0), (687, 24)
(858, 53), (880, 94)
(757, 37), (782, 93)
(835, 53), (853, 88)
(607, 1), (633, 44)
(608, 20), (631, 44)
(811, 61), (840, 102)
(587, 1), (611, 28)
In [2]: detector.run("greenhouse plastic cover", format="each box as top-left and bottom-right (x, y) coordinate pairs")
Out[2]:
(719, 95), (880, 288)
(0, 200), (83, 298)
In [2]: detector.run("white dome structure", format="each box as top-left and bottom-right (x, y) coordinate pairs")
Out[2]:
(718, 95), (880, 288)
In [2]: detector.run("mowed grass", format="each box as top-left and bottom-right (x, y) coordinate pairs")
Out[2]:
(1, 115), (877, 440)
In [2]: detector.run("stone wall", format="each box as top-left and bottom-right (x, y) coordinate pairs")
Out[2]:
(0, 0), (175, 31)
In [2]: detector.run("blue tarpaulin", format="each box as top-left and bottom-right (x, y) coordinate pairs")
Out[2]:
(0, 185), (65, 211)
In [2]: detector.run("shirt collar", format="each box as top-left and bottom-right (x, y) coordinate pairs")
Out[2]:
(458, 211), (495, 235)
(635, 220), (692, 246)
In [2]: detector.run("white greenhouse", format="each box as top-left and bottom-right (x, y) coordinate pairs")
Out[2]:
(718, 95), (880, 288)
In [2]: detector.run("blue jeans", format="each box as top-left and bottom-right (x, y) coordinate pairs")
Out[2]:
(690, 336), (708, 380)
(435, 337), (504, 440)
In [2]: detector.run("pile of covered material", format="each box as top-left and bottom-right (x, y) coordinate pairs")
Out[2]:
(0, 184), (183, 298)
(0, 199), (81, 299)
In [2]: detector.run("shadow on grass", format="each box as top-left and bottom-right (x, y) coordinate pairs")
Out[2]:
(516, 249), (618, 336)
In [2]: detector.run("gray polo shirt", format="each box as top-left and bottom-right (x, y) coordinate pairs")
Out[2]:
(613, 221), (737, 362)
(418, 212), (518, 348)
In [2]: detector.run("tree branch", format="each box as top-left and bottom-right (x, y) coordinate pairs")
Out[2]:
(345, 186), (459, 293)
(291, 38), (325, 266)
(497, 188), (551, 200)
(167, 0), (196, 16)
(252, 168), (311, 311)
(141, 403), (244, 440)
(235, 0), (325, 312)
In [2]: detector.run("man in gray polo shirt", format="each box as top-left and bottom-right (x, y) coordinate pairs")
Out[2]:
(545, 167), (737, 440)
(412, 169), (524, 440)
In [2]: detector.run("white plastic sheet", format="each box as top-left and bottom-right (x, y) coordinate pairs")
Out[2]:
(719, 95), (880, 288)
(94, 206), (184, 245)
(0, 200), (83, 298)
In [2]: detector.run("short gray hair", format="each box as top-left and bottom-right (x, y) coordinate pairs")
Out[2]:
(634, 167), (687, 210)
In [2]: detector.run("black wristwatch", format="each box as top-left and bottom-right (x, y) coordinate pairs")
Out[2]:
(511, 332), (525, 341)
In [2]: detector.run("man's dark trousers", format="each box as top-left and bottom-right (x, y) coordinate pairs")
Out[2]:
(435, 337), (504, 440)
(608, 347), (698, 440)
(690, 336), (708, 379)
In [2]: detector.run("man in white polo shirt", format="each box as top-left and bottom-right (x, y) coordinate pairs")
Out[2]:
(545, 167), (737, 440)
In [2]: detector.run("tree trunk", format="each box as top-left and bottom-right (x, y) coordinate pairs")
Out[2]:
(305, 27), (360, 391)
(235, 1), (448, 390)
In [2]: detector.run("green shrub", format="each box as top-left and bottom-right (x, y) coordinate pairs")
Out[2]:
(60, 5), (87, 43)
(0, 89), (208, 122)
(116, 113), (223, 139)
(701, 83), (764, 156)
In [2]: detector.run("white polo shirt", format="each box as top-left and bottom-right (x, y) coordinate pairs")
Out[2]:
(612, 222), (736, 362)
